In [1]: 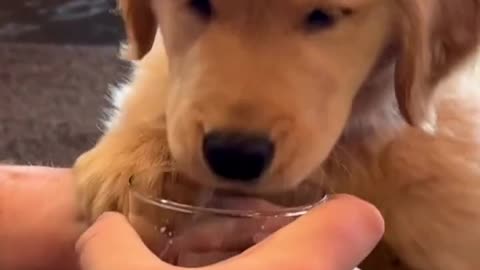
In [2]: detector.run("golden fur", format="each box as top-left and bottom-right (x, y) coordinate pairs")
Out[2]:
(73, 0), (480, 269)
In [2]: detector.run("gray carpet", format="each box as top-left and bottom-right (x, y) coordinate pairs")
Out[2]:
(0, 42), (129, 166)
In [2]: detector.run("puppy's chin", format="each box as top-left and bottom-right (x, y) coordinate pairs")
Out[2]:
(163, 173), (324, 209)
(176, 167), (324, 200)
(179, 167), (303, 193)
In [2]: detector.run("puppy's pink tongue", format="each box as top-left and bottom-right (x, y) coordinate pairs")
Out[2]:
(206, 195), (283, 211)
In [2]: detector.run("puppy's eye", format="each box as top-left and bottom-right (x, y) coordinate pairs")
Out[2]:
(189, 0), (213, 18)
(305, 8), (352, 31)
(306, 9), (335, 29)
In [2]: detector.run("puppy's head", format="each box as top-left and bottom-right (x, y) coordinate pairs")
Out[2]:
(118, 0), (480, 192)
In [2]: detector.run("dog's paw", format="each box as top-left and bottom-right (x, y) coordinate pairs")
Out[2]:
(73, 149), (128, 222)
(72, 133), (171, 223)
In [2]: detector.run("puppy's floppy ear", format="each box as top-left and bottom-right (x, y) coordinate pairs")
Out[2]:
(118, 0), (157, 60)
(395, 0), (480, 129)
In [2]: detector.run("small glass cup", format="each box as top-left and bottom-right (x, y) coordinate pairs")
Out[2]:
(128, 176), (328, 267)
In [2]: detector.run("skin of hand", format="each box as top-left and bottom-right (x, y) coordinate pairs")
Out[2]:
(0, 165), (384, 270)
(0, 166), (85, 270)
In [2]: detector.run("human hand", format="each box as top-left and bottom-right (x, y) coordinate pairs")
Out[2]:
(77, 195), (384, 270)
(0, 166), (84, 270)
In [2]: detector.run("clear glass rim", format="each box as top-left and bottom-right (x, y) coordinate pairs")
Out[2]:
(129, 188), (329, 218)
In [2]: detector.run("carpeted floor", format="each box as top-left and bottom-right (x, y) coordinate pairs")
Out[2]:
(0, 42), (129, 167)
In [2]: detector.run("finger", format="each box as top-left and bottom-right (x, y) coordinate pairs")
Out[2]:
(218, 195), (384, 270)
(0, 165), (71, 183)
(76, 212), (168, 270)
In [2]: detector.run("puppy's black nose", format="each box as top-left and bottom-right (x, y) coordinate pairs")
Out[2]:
(203, 131), (274, 182)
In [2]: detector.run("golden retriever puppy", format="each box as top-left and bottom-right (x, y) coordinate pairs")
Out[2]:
(73, 0), (480, 269)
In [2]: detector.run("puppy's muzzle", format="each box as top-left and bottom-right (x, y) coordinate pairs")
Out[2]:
(202, 131), (275, 183)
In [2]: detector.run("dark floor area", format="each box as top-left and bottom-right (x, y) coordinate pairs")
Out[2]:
(0, 43), (129, 166)
(1, 1), (126, 166)
(0, 0), (123, 45)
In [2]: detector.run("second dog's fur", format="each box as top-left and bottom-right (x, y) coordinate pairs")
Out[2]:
(74, 0), (480, 269)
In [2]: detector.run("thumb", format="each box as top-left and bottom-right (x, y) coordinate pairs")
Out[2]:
(221, 195), (384, 270)
(76, 212), (167, 270)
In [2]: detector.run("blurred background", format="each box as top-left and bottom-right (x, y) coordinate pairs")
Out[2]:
(0, 0), (130, 166)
